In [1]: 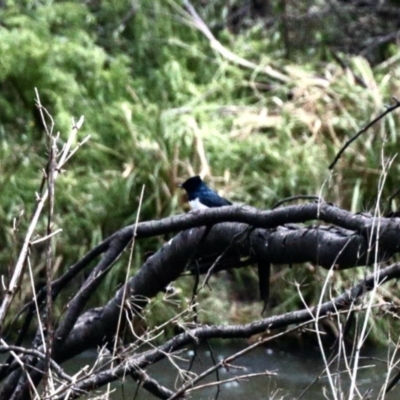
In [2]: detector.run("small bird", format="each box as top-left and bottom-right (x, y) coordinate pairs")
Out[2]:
(179, 176), (232, 209)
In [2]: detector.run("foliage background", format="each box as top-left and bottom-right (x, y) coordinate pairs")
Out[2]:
(1, 0), (400, 342)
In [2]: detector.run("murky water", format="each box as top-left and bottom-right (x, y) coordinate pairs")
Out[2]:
(64, 342), (400, 399)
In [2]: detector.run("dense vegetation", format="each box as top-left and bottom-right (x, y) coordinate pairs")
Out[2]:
(1, 0), (400, 341)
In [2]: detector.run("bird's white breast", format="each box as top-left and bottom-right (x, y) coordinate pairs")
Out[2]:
(189, 198), (209, 210)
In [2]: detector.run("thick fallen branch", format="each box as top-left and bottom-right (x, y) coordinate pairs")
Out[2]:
(22, 202), (400, 317)
(3, 203), (400, 399)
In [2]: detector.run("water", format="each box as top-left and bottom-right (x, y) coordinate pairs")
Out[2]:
(64, 342), (400, 399)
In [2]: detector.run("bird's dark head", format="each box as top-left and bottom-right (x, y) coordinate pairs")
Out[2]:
(179, 176), (205, 193)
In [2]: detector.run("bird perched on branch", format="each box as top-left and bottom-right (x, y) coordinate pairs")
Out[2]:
(179, 175), (269, 308)
(179, 176), (232, 209)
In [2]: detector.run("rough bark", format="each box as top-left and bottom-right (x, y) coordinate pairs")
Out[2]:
(2, 203), (400, 399)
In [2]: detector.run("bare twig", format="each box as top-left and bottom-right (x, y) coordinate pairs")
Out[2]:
(187, 371), (276, 393)
(272, 195), (324, 209)
(107, 185), (145, 397)
(0, 91), (84, 327)
(0, 339), (41, 399)
(348, 150), (394, 399)
(44, 109), (57, 396)
(382, 336), (400, 394)
(0, 342), (72, 383)
(329, 97), (400, 169)
(30, 229), (63, 245)
(167, 320), (326, 400)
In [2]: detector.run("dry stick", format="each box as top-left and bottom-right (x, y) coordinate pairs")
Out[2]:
(324, 293), (362, 393)
(319, 241), (367, 400)
(130, 371), (175, 400)
(297, 277), (339, 400)
(123, 335), (186, 399)
(0, 339), (41, 400)
(1, 257), (46, 379)
(36, 89), (55, 137)
(49, 346), (110, 400)
(26, 257), (47, 369)
(329, 97), (400, 170)
(382, 335), (400, 395)
(113, 306), (191, 400)
(4, 230), (106, 347)
(204, 341), (220, 399)
(43, 98), (57, 398)
(182, 0), (289, 83)
(0, 344), (72, 383)
(167, 321), (311, 400)
(295, 229), (364, 399)
(272, 195), (324, 210)
(384, 325), (400, 390)
(2, 93), (60, 398)
(296, 355), (338, 400)
(318, 284), (345, 399)
(116, 315), (190, 397)
(187, 371), (276, 394)
(332, 292), (355, 398)
(0, 97), (85, 327)
(107, 185), (145, 398)
(61, 135), (91, 166)
(296, 304), (384, 400)
(0, 93), (59, 382)
(348, 152), (394, 399)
